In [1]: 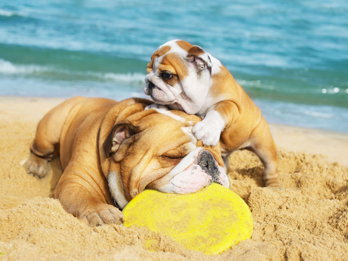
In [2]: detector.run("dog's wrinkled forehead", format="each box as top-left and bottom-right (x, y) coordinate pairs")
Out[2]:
(159, 40), (191, 56)
(145, 104), (196, 142)
(148, 40), (194, 72)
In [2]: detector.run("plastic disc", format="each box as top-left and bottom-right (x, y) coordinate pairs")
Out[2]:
(122, 183), (253, 254)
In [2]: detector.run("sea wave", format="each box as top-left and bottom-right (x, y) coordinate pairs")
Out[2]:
(255, 99), (348, 133)
(303, 110), (333, 119)
(0, 9), (24, 17)
(102, 73), (145, 84)
(236, 79), (275, 90)
(0, 59), (44, 74)
(0, 59), (145, 85)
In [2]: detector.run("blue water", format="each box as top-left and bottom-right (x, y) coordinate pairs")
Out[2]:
(0, 0), (348, 133)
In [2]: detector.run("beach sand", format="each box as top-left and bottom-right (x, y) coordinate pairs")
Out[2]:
(0, 96), (347, 260)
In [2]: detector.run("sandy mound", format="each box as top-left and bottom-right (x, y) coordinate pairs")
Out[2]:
(0, 97), (347, 260)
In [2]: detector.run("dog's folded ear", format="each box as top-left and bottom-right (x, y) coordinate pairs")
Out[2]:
(104, 123), (138, 158)
(187, 46), (212, 75)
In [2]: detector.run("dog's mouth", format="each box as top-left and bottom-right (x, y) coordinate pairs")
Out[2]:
(145, 81), (156, 94)
(145, 81), (164, 100)
(145, 81), (163, 95)
(145, 81), (177, 105)
(145, 82), (185, 112)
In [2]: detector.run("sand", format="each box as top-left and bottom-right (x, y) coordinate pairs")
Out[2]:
(0, 96), (347, 260)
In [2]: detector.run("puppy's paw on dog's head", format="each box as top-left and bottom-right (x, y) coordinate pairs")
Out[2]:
(80, 204), (124, 226)
(193, 121), (220, 146)
(23, 153), (51, 179)
(192, 110), (225, 147)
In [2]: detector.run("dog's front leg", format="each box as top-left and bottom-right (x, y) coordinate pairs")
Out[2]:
(193, 110), (225, 146)
(55, 165), (124, 226)
(193, 101), (239, 146)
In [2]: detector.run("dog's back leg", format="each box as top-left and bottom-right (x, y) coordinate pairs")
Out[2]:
(24, 97), (85, 178)
(249, 117), (280, 187)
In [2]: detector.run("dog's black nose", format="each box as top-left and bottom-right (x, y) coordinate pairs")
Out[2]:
(148, 81), (155, 90)
(197, 151), (221, 184)
(145, 81), (155, 95)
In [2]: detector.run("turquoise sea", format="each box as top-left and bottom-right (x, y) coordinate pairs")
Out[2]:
(0, 0), (347, 132)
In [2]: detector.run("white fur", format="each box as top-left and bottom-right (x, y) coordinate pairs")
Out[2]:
(192, 110), (225, 146)
(181, 126), (196, 142)
(181, 126), (197, 153)
(175, 62), (212, 114)
(108, 171), (129, 209)
(197, 94), (226, 116)
(208, 53), (222, 75)
(145, 104), (185, 122)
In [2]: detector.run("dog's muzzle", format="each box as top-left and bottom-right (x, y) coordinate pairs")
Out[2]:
(145, 80), (155, 95)
(155, 148), (229, 194)
(197, 151), (222, 184)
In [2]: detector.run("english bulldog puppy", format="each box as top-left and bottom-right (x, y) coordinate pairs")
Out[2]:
(23, 97), (228, 226)
(144, 40), (280, 187)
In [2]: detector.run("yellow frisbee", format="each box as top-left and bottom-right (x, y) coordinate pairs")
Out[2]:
(123, 183), (253, 255)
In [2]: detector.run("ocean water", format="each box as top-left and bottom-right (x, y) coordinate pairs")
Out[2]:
(0, 0), (347, 133)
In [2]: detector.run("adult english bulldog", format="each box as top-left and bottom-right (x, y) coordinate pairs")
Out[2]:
(145, 40), (280, 187)
(23, 97), (228, 226)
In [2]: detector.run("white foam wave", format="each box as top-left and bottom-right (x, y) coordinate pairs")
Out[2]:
(255, 99), (348, 133)
(0, 9), (23, 17)
(303, 110), (333, 119)
(102, 72), (145, 84)
(0, 59), (45, 74)
(237, 79), (275, 90)
(0, 59), (146, 84)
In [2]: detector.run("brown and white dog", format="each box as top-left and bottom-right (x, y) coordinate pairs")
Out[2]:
(144, 40), (280, 187)
(23, 96), (228, 226)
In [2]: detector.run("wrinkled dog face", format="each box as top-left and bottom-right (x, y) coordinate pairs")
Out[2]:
(144, 40), (221, 115)
(105, 109), (229, 209)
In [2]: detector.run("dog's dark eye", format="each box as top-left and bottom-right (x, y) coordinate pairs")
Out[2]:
(161, 71), (173, 80)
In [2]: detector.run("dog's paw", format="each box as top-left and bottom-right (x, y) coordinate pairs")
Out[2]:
(23, 153), (51, 178)
(193, 111), (225, 146)
(193, 120), (221, 146)
(193, 110), (225, 146)
(80, 204), (124, 226)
